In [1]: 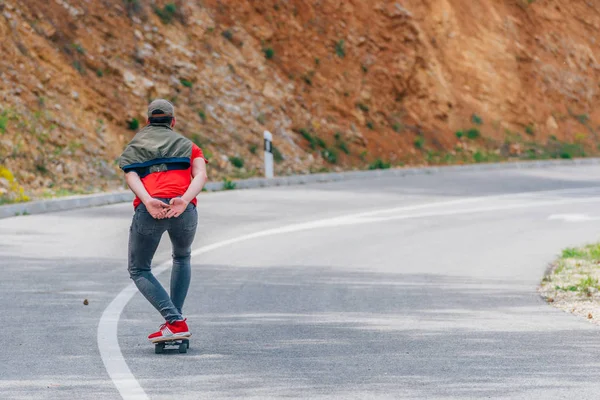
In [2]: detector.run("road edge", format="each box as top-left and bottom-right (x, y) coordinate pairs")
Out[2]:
(2, 157), (599, 218)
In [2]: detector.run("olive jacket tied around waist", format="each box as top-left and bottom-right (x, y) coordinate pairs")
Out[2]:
(118, 123), (193, 178)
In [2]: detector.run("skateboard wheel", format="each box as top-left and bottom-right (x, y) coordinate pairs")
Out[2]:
(155, 343), (165, 354)
(183, 339), (190, 349)
(178, 343), (187, 353)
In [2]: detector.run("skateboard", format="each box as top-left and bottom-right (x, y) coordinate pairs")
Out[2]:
(152, 337), (190, 354)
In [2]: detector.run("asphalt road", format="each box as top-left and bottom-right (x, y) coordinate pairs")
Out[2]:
(2, 165), (600, 399)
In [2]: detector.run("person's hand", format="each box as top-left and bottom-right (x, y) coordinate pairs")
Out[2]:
(166, 197), (189, 218)
(145, 198), (169, 219)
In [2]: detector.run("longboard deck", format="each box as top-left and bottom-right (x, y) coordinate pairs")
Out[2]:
(151, 336), (191, 344)
(153, 337), (190, 354)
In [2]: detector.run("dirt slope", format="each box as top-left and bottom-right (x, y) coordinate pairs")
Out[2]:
(0, 0), (598, 201)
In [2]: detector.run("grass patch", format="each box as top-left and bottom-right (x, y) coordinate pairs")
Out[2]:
(198, 110), (207, 122)
(180, 79), (193, 88)
(562, 247), (587, 259)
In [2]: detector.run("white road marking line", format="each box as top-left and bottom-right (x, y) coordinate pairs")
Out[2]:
(97, 186), (600, 399)
(548, 214), (600, 222)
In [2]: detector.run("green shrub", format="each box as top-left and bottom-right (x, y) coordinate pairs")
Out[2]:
(455, 130), (464, 139)
(73, 60), (84, 74)
(299, 128), (316, 149)
(127, 118), (140, 130)
(392, 123), (402, 133)
(222, 30), (233, 41)
(272, 145), (283, 163)
(96, 69), (104, 77)
(191, 134), (203, 147)
(473, 151), (484, 163)
(368, 159), (391, 170)
(337, 140), (349, 155)
(414, 136), (425, 149)
(229, 156), (244, 168)
(356, 103), (369, 112)
(223, 178), (236, 190)
(72, 43), (85, 54)
(198, 110), (206, 122)
(466, 128), (480, 140)
(124, 0), (143, 15)
(165, 3), (176, 14)
(263, 47), (275, 59)
(525, 125), (535, 136)
(315, 136), (326, 149)
(335, 40), (345, 58)
(366, 121), (375, 130)
(154, 3), (177, 24)
(180, 79), (193, 88)
(471, 114), (483, 125)
(558, 143), (585, 159)
(0, 115), (7, 134)
(249, 144), (257, 154)
(321, 148), (338, 164)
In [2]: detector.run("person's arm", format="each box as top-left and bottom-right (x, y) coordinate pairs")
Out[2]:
(125, 171), (152, 204)
(165, 158), (208, 218)
(181, 158), (208, 204)
(125, 171), (169, 218)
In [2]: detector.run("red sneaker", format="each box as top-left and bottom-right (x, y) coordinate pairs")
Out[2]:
(148, 319), (191, 342)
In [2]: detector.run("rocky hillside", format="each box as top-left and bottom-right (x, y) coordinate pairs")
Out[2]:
(0, 0), (599, 202)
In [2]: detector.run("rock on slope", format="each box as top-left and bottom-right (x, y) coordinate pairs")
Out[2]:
(0, 0), (598, 200)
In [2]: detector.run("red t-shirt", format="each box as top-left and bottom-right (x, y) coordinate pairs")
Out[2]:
(133, 144), (207, 208)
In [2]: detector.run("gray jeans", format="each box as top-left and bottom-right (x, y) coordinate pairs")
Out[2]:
(128, 199), (198, 323)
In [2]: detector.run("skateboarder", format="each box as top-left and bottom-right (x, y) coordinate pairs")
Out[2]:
(118, 99), (208, 342)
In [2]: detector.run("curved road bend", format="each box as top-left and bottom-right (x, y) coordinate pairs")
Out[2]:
(1, 165), (600, 399)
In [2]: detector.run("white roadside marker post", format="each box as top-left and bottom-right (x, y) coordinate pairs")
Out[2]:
(264, 130), (274, 178)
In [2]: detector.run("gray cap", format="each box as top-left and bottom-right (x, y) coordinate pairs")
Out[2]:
(147, 99), (175, 117)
